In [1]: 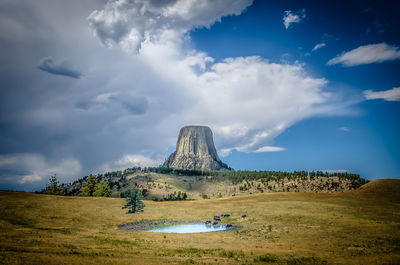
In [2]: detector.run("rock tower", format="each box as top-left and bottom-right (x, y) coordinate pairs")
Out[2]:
(163, 125), (229, 170)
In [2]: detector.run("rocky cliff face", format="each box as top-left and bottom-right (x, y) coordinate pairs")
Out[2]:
(163, 126), (228, 170)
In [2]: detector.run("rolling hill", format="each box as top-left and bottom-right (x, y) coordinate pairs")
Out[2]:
(61, 167), (368, 200)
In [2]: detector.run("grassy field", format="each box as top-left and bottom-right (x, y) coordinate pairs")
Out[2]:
(1, 179), (399, 264)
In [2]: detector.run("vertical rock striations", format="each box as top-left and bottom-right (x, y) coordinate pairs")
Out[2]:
(163, 126), (229, 170)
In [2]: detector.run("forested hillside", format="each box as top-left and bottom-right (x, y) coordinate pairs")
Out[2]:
(60, 167), (367, 200)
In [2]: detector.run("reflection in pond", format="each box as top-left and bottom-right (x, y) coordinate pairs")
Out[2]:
(147, 223), (227, 233)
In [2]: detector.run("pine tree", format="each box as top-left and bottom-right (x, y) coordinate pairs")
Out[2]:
(93, 180), (112, 197)
(43, 174), (62, 195)
(78, 175), (97, 196)
(122, 188), (145, 214)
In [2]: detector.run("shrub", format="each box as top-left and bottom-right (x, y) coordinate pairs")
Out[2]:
(255, 254), (278, 262)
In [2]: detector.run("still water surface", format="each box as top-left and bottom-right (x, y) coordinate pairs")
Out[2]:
(147, 223), (227, 233)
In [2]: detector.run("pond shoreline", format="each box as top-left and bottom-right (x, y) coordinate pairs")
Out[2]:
(118, 219), (241, 232)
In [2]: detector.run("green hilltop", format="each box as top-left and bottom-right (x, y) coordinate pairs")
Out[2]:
(61, 167), (367, 200)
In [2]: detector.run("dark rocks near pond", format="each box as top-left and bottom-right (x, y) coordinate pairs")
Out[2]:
(214, 216), (221, 221)
(204, 213), (241, 231)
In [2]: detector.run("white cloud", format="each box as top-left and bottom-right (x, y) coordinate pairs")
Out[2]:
(312, 43), (326, 52)
(254, 146), (286, 152)
(101, 154), (163, 172)
(87, 0), (253, 52)
(138, 38), (336, 155)
(321, 169), (348, 174)
(327, 43), (400, 66)
(283, 9), (306, 29)
(19, 174), (43, 184)
(339, 127), (349, 132)
(364, 87), (400, 101)
(0, 154), (82, 184)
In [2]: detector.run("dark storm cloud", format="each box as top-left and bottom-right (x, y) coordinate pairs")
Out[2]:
(75, 94), (148, 115)
(148, 0), (178, 7)
(37, 57), (82, 78)
(122, 97), (148, 115)
(0, 1), (157, 191)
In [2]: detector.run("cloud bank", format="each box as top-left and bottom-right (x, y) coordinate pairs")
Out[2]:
(87, 0), (340, 158)
(37, 57), (82, 78)
(283, 9), (306, 29)
(327, 43), (400, 66)
(87, 0), (253, 52)
(101, 154), (164, 172)
(0, 153), (81, 186)
(138, 41), (333, 156)
(0, 0), (354, 189)
(364, 87), (400, 101)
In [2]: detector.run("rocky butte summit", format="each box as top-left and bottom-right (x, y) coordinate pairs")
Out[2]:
(163, 126), (229, 170)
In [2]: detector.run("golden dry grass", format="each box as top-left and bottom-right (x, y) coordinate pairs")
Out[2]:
(356, 178), (400, 198)
(1, 179), (400, 264)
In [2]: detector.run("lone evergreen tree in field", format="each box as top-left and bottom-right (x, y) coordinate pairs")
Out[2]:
(78, 175), (97, 196)
(122, 188), (145, 214)
(93, 180), (112, 197)
(42, 174), (62, 195)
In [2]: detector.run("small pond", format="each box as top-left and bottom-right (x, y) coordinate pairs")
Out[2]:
(147, 223), (227, 233)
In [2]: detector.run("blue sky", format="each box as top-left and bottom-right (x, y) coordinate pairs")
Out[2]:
(0, 0), (399, 191)
(189, 0), (400, 179)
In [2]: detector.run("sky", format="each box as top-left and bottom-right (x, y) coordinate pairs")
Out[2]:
(0, 0), (399, 191)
